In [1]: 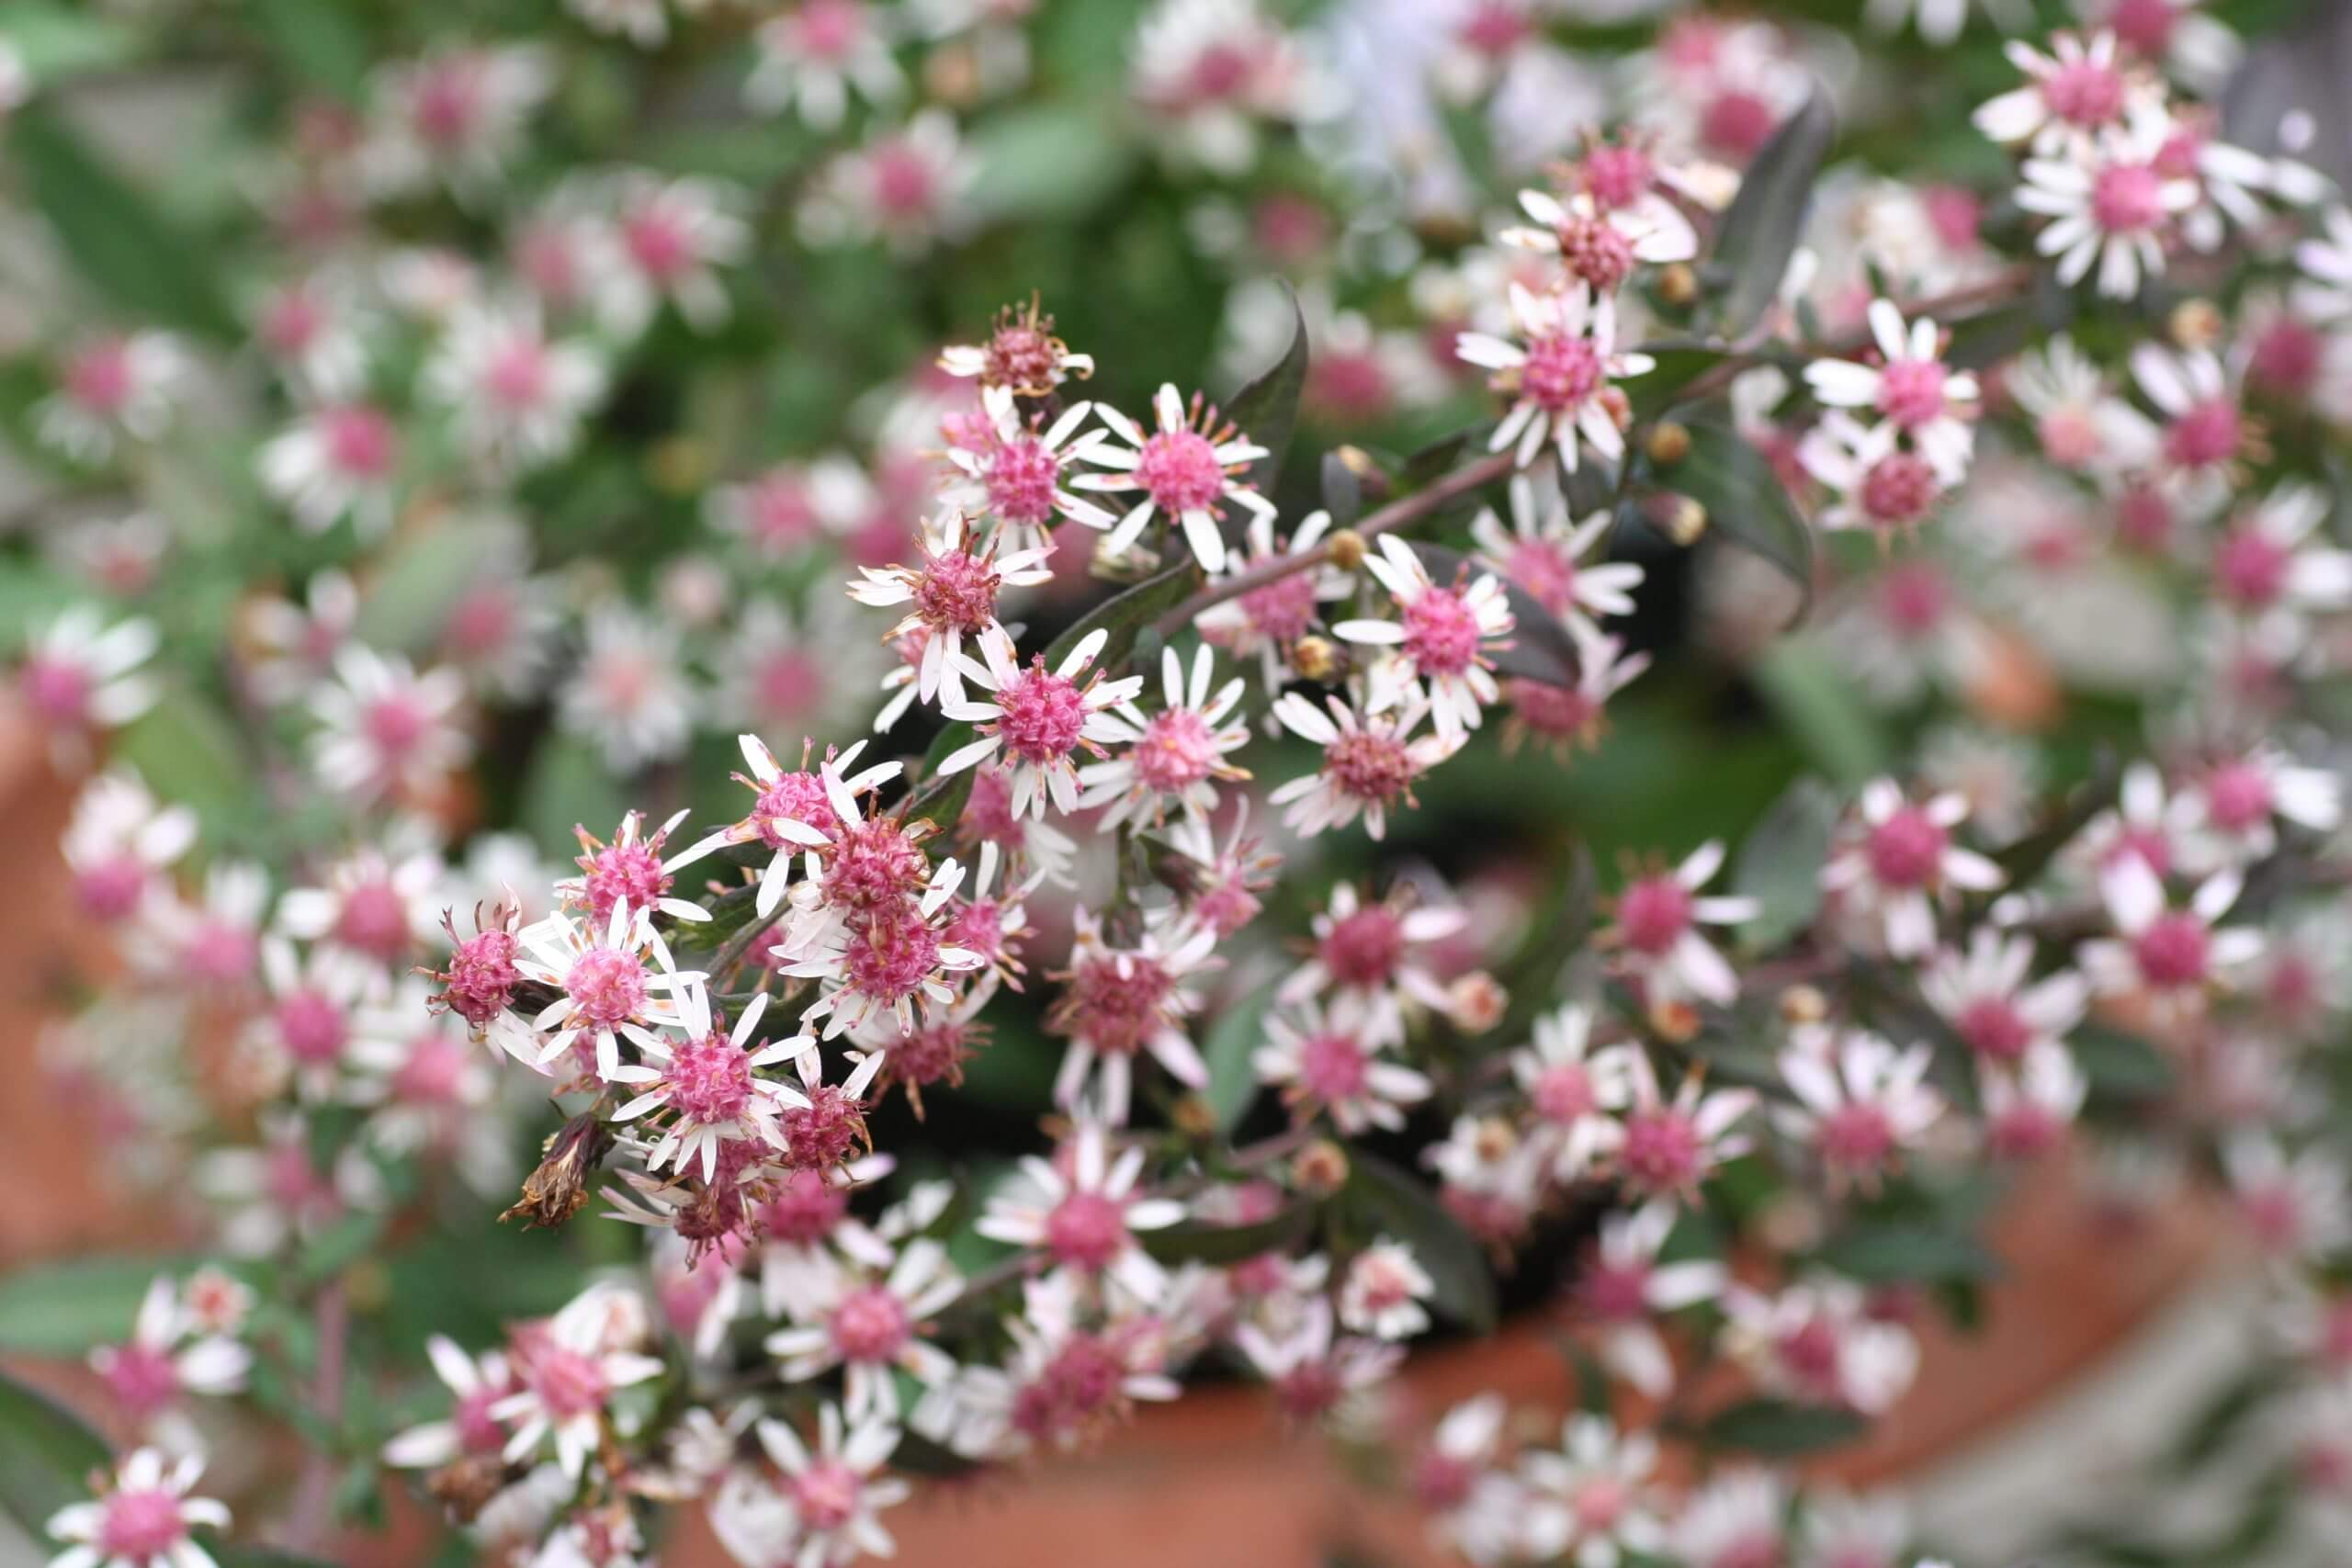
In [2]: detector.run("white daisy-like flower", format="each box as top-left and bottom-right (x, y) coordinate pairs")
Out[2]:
(595, 173), (751, 335)
(1521, 1414), (1670, 1568)
(46, 1447), (231, 1568)
(1255, 990), (1431, 1134)
(847, 510), (1054, 712)
(555, 807), (715, 928)
(421, 301), (608, 476)
(1973, 30), (2154, 155)
(2077, 856), (2262, 1022)
(943, 389), (1119, 553)
(1719, 1279), (1921, 1415)
(2224, 1134), (2352, 1267)
(17, 605), (159, 757)
(1045, 906), (1218, 1124)
(277, 843), (444, 963)
(1921, 929), (2086, 1065)
(1804, 299), (1980, 483)
(744, 0), (904, 129)
(1193, 507), (1352, 690)
(556, 605), (695, 773)
(1073, 383), (1275, 573)
(381, 1335), (511, 1468)
(797, 109), (978, 254)
(2015, 114), (2198, 299)
(2076, 0), (2241, 93)
(1569, 1199), (1727, 1398)
(307, 647), (471, 805)
(937, 625), (1148, 819)
(690, 735), (898, 921)
(251, 934), (388, 1100)
(89, 1275), (252, 1432)
(2205, 480), (2352, 626)
(62, 769), (198, 923)
(1334, 534), (1516, 742)
(763, 1240), (963, 1422)
(1269, 688), (1461, 840)
(977, 1118), (1188, 1304)
(361, 45), (552, 197)
(775, 857), (987, 1040)
(735, 1404), (912, 1568)
(1510, 1003), (1635, 1181)
(1469, 472), (1644, 637)
(2003, 333), (2154, 473)
(243, 570), (360, 706)
(937, 297), (1094, 397)
(491, 1292), (666, 1480)
(1820, 778), (2005, 958)
(606, 985), (808, 1179)
(257, 402), (402, 537)
(36, 333), (187, 465)
(1077, 644), (1251, 830)
(1797, 411), (1952, 536)
(1455, 282), (1652, 473)
(1604, 840), (1756, 1007)
(1339, 1239), (1434, 1342)
(2173, 745), (2341, 869)
(515, 898), (700, 1078)
(1773, 1025), (1948, 1190)
(1498, 183), (1698, 293)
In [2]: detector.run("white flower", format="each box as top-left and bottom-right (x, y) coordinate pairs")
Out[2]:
(1045, 907), (1217, 1124)
(422, 302), (607, 475)
(938, 625), (1147, 819)
(1672, 1470), (1788, 1568)
(89, 1276), (252, 1432)
(17, 605), (159, 752)
(2296, 205), (2352, 323)
(277, 843), (445, 963)
(1922, 930), (2086, 1064)
(595, 174), (750, 335)
(1720, 1278), (1920, 1414)
(1804, 299), (1980, 484)
(1078, 644), (1251, 830)
(797, 109), (977, 254)
(978, 1118), (1188, 1304)
(1455, 282), (1653, 473)
(1339, 1239), (1434, 1340)
(382, 1335), (511, 1468)
(491, 1292), (666, 1480)
(2077, 856), (2263, 1022)
(2003, 333), (2154, 473)
(47, 1447), (231, 1568)
(2225, 1135), (2352, 1266)
(846, 510), (1054, 712)
(258, 403), (402, 537)
(1973, 31), (2153, 154)
(745, 0), (903, 129)
(763, 1241), (963, 1421)
(942, 390), (1119, 553)
(1570, 1199), (1726, 1397)
(243, 570), (359, 705)
(1797, 412), (1951, 536)
(777, 857), (987, 1040)
(361, 45), (551, 196)
(2205, 480), (2352, 626)
(62, 770), (198, 921)
(1074, 383), (1275, 573)
(1335, 534), (1516, 742)
(557, 606), (695, 773)
(1820, 779), (2004, 959)
(308, 647), (471, 804)
(1469, 472), (1645, 637)
(1510, 1004), (1635, 1181)
(1773, 1026), (1947, 1189)
(1498, 183), (1698, 288)
(1128, 0), (1328, 175)
(607, 987), (810, 1179)
(1233, 1297), (1403, 1427)
(515, 899), (700, 1077)
(2016, 115), (2197, 299)
(1604, 840), (1756, 1007)
(1521, 1415), (1669, 1568)
(1255, 990), (1431, 1134)
(36, 333), (187, 464)
(2173, 745), (2341, 869)
(1269, 689), (1461, 840)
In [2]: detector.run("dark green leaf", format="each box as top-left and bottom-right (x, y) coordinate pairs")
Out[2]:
(10, 104), (236, 339)
(1044, 561), (1196, 673)
(1203, 977), (1278, 1134)
(1816, 1224), (2002, 1285)
(520, 734), (628, 849)
(2074, 1023), (2177, 1103)
(1398, 430), (1474, 492)
(296, 1210), (389, 1285)
(0, 1254), (192, 1355)
(964, 104), (1139, 224)
(1700, 1396), (1867, 1456)
(1664, 417), (1814, 621)
(243, 0), (368, 100)
(888, 1427), (982, 1478)
(0, 1369), (109, 1529)
(1144, 1204), (1312, 1266)
(111, 687), (253, 840)
(1222, 284), (1308, 496)
(1625, 341), (1738, 420)
(1748, 642), (1885, 788)
(1344, 1152), (1497, 1331)
(1702, 88), (1837, 335)
(1732, 776), (1840, 950)
(1319, 450), (1363, 529)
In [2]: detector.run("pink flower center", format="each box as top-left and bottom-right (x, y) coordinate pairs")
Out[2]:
(1297, 1029), (1371, 1104)
(1875, 358), (1949, 430)
(891, 1018), (975, 1088)
(1616, 874), (1693, 954)
(1187, 43), (1253, 102)
(1510, 678), (1603, 739)
(2106, 0), (2176, 56)
(1134, 427), (1229, 515)
(2164, 398), (2243, 468)
(913, 548), (1002, 635)
(754, 650), (825, 725)
(1272, 1359), (1345, 1421)
(984, 434), (1065, 525)
(1532, 1062), (1597, 1123)
(2114, 483), (2174, 551)
(2203, 761), (2273, 832)
(1779, 1315), (1845, 1395)
(2249, 318), (2323, 395)
(1308, 352), (1391, 421)
(322, 405), (396, 479)
(455, 1385), (507, 1452)
(184, 921), (258, 985)
(1132, 705), (1220, 793)
(566, 945), (648, 1028)
(1701, 90), (1778, 157)
(363, 691), (432, 761)
(1574, 1476), (1630, 1531)
(97, 1489), (187, 1558)
(410, 64), (481, 146)
(1505, 539), (1576, 617)
(2090, 163), (2165, 233)
(1555, 212), (1636, 292)
(2038, 407), (2103, 468)
(824, 817), (929, 910)
(1863, 807), (1949, 888)
(2242, 1181), (2303, 1253)
(77, 856), (149, 920)
(782, 1083), (866, 1169)
(583, 841), (669, 925)
(102, 1344), (182, 1417)
(1235, 571), (1320, 644)
(525, 1345), (609, 1419)
(1859, 451), (1939, 526)
(1989, 1100), (2064, 1159)
(1322, 730), (1418, 807)
(1051, 951), (1178, 1057)
(334, 881), (412, 959)
(484, 339), (548, 409)
(1581, 144), (1655, 210)
(791, 0), (865, 58)
(1046, 1190), (1130, 1270)
(439, 929), (521, 1027)
(1519, 332), (1604, 414)
(277, 988), (349, 1065)
(665, 1032), (755, 1123)
(1401, 586), (1485, 677)
(994, 660), (1090, 763)
(1578, 1260), (1653, 1321)
(841, 906), (944, 1005)
(763, 1169), (851, 1245)
(868, 143), (937, 219)
(2212, 525), (2289, 608)
(1320, 907), (1406, 989)
(752, 770), (842, 852)
(66, 342), (134, 414)
(394, 1034), (469, 1104)
(830, 1284), (911, 1363)
(1818, 1102), (1896, 1171)
(263, 293), (322, 355)
(623, 208), (693, 281)
(443, 585), (514, 659)
(1956, 997), (2034, 1062)
(1876, 560), (1950, 637)
(2133, 911), (2209, 988)
(21, 656), (90, 728)
(984, 324), (1061, 391)
(2043, 57), (2128, 125)
(744, 474), (821, 552)
(957, 765), (1024, 852)
(1620, 1108), (1702, 1194)
(793, 1458), (863, 1532)
(1412, 1449), (1477, 1511)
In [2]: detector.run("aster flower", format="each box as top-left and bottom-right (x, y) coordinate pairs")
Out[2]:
(1820, 778), (2005, 959)
(381, 1335), (513, 1468)
(1503, 621), (1651, 760)
(1468, 473), (1645, 636)
(943, 391), (1119, 552)
(1510, 1004), (1635, 1181)
(1234, 1296), (1403, 1427)
(738, 1404), (911, 1568)
(89, 1276), (252, 1435)
(2204, 480), (2352, 627)
(137, 860), (270, 990)
(307, 647), (471, 805)
(62, 770), (198, 924)
(35, 333), (187, 465)
(797, 110), (977, 254)
(2016, 116), (2197, 299)
(242, 570), (359, 706)
(1077, 644), (1251, 830)
(251, 936), (386, 1100)
(2173, 745), (2341, 869)
(515, 898), (700, 1078)
(744, 0), (904, 129)
(847, 511), (1053, 711)
(763, 1240), (963, 1420)
(557, 606), (695, 773)
(1255, 990), (1431, 1134)
(2079, 0), (2242, 92)
(555, 808), (714, 929)
(257, 403), (401, 537)
(276, 843), (444, 964)
(491, 1292), (666, 1480)
(938, 625), (1147, 818)
(1798, 412), (1951, 537)
(421, 301), (608, 475)
(361, 44), (552, 197)
(2225, 1135), (2352, 1267)
(938, 298), (1095, 396)
(1044, 907), (1218, 1124)
(1804, 300), (1980, 483)
(17, 605), (159, 761)
(1074, 383), (1275, 573)
(1921, 930), (2086, 1065)
(776, 857), (987, 1040)
(596, 173), (750, 335)
(1164, 799), (1281, 938)
(1498, 183), (1698, 295)
(1773, 1026), (1947, 1190)
(1616, 1048), (1757, 1204)
(691, 736), (898, 921)
(2004, 333), (2152, 472)
(46, 1447), (231, 1568)
(606, 987), (806, 1180)
(1602, 840), (1756, 1008)
(1719, 1278), (1921, 1414)
(1973, 31), (2154, 155)
(1567, 1199), (1727, 1397)
(1334, 534), (1516, 742)
(1269, 689), (1461, 840)
(1673, 1470), (1791, 1568)
(912, 1271), (1180, 1461)
(978, 1118), (1188, 1303)
(1521, 1415), (1670, 1568)
(1193, 507), (1353, 689)
(2295, 205), (2352, 323)
(1128, 0), (1326, 175)
(1455, 282), (1652, 473)
(2077, 857), (2262, 1022)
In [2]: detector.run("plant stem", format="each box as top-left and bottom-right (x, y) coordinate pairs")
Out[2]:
(283, 1279), (349, 1553)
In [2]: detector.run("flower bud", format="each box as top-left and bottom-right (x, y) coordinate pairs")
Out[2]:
(1645, 421), (1690, 467)
(1325, 528), (1368, 572)
(1779, 984), (1828, 1024)
(1656, 262), (1700, 307)
(2168, 297), (2223, 351)
(1447, 971), (1509, 1033)
(502, 1112), (614, 1230)
(1291, 634), (1341, 682)
(1292, 1139), (1351, 1196)
(1471, 1117), (1519, 1162)
(1661, 495), (1708, 547)
(1647, 996), (1702, 1043)
(647, 434), (707, 496)
(1170, 1094), (1219, 1141)
(1334, 445), (1389, 502)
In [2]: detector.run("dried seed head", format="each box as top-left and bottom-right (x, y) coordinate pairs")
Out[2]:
(502, 1112), (614, 1230)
